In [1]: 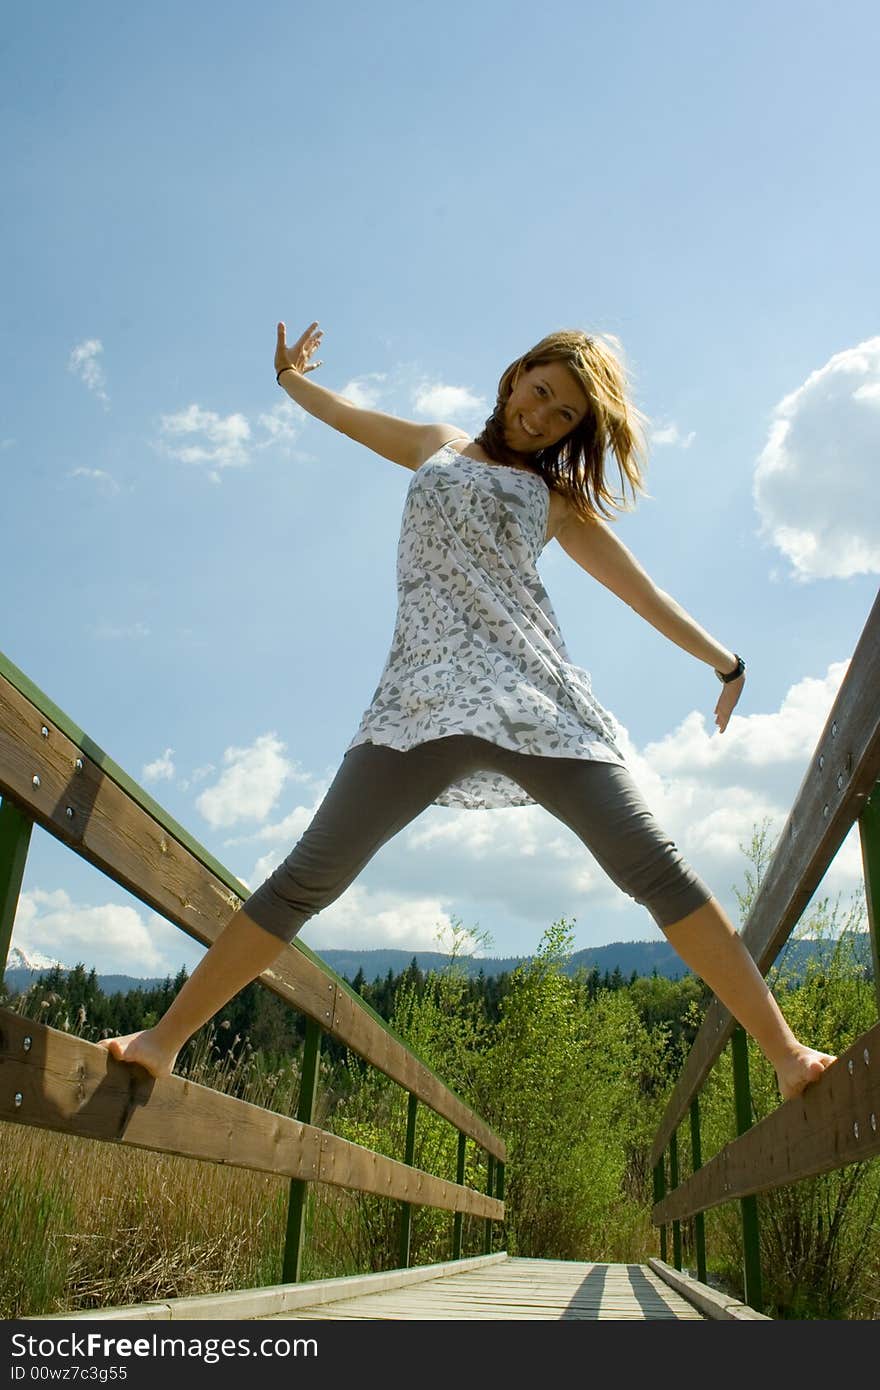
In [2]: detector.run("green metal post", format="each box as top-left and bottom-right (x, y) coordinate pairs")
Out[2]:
(0, 798), (33, 979)
(653, 1155), (667, 1262)
(483, 1154), (495, 1255)
(731, 1026), (763, 1311)
(398, 1092), (419, 1269)
(689, 1096), (707, 1284)
(281, 1018), (322, 1283)
(496, 1161), (505, 1251)
(452, 1131), (467, 1259)
(669, 1128), (682, 1270)
(857, 781), (880, 1016)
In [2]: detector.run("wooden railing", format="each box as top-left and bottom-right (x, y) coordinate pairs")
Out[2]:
(0, 648), (506, 1286)
(648, 589), (880, 1310)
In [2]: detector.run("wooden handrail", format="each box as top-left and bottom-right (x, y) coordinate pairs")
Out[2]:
(0, 648), (505, 1161)
(0, 1008), (502, 1218)
(650, 589), (880, 1167)
(652, 1019), (880, 1223)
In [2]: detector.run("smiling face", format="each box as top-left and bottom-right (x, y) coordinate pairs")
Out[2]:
(502, 359), (591, 454)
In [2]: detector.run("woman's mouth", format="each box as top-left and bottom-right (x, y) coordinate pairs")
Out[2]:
(519, 414), (540, 439)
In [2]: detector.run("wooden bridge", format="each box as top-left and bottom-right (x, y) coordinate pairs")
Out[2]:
(2, 590), (878, 1322)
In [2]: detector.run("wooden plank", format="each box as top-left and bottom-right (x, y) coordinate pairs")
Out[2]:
(24, 1255), (509, 1322)
(0, 1009), (503, 1220)
(648, 1260), (769, 1319)
(653, 1020), (880, 1223)
(0, 661), (505, 1160)
(651, 590), (880, 1166)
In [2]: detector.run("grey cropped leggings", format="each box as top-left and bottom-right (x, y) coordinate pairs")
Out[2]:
(241, 735), (713, 944)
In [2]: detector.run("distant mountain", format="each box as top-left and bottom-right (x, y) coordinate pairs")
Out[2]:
(3, 935), (872, 998)
(7, 944), (69, 974)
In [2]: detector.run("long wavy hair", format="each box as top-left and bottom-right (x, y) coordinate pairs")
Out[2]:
(474, 329), (652, 523)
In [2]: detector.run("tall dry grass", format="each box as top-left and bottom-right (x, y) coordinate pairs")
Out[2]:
(0, 1004), (371, 1318)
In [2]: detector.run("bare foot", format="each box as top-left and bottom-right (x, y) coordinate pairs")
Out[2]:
(775, 1046), (837, 1102)
(96, 1029), (177, 1080)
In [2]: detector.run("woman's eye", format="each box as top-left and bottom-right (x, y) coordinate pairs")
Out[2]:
(535, 385), (546, 396)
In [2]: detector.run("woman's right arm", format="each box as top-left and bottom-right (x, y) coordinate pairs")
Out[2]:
(275, 321), (457, 471)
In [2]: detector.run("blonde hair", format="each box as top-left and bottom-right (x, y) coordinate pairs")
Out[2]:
(475, 329), (652, 523)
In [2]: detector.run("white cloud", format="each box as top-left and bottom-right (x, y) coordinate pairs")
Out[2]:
(412, 381), (487, 419)
(69, 466), (121, 496)
(753, 336), (880, 580)
(254, 399), (304, 451)
(143, 748), (175, 783)
(68, 338), (110, 408)
(195, 732), (313, 830)
(650, 423), (696, 448)
(158, 404), (251, 482)
(11, 888), (188, 977)
(339, 373), (387, 409)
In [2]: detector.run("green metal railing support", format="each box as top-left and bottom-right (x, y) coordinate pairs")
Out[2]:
(281, 1018), (322, 1283)
(689, 1096), (707, 1283)
(857, 780), (880, 1016)
(669, 1128), (682, 1270)
(731, 1025), (763, 1311)
(653, 1156), (667, 1262)
(398, 1092), (419, 1269)
(496, 1161), (505, 1250)
(0, 797), (33, 979)
(452, 1131), (467, 1259)
(483, 1154), (496, 1255)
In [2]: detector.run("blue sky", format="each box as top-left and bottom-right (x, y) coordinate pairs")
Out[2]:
(3, 1), (878, 978)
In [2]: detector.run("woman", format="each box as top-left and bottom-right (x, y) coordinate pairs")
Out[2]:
(99, 320), (836, 1101)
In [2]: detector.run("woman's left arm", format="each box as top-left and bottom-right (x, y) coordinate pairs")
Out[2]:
(555, 510), (745, 733)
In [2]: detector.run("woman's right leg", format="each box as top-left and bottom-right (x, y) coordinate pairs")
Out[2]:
(97, 738), (481, 1077)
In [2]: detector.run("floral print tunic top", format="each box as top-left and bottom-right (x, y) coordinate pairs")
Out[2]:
(346, 443), (628, 809)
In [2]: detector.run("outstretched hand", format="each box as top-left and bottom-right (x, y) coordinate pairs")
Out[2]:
(275, 320), (324, 378)
(714, 672), (745, 734)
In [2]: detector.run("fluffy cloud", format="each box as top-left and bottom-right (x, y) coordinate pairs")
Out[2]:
(11, 888), (188, 977)
(195, 732), (314, 829)
(650, 422), (696, 448)
(158, 404), (251, 481)
(412, 382), (487, 419)
(67, 338), (110, 408)
(753, 337), (880, 580)
(339, 374), (388, 409)
(143, 748), (175, 783)
(69, 466), (121, 496)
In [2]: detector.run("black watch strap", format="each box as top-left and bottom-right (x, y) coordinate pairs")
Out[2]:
(716, 653), (746, 683)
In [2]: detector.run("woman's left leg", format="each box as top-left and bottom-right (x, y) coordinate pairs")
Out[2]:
(497, 749), (836, 1101)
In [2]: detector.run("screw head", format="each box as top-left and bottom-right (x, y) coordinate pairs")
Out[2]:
(41, 726), (49, 738)
(871, 1114), (877, 1133)
(831, 721), (838, 736)
(23, 1036), (32, 1051)
(32, 774), (41, 789)
(818, 755), (824, 770)
(853, 1121), (860, 1140)
(75, 758), (83, 772)
(822, 804), (829, 818)
(14, 1093), (22, 1108)
(837, 773), (844, 789)
(66, 807), (74, 819)
(864, 1049), (870, 1066)
(848, 1058), (854, 1074)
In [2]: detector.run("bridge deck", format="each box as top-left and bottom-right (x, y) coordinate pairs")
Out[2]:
(255, 1259), (704, 1321)
(30, 1255), (753, 1322)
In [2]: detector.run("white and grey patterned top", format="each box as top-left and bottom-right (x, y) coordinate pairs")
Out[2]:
(346, 443), (628, 809)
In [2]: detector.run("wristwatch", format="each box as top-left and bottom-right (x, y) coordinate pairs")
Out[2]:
(715, 653), (746, 683)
